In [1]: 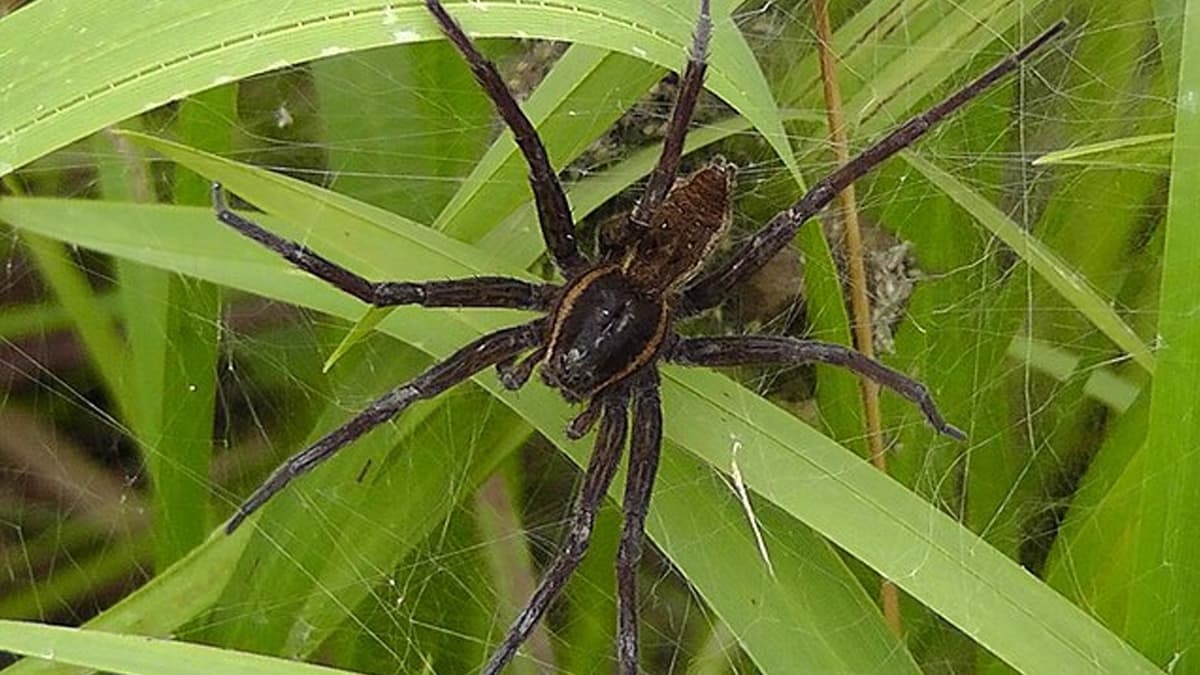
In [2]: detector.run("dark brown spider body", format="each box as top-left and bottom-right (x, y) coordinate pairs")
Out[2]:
(211, 3), (1064, 672)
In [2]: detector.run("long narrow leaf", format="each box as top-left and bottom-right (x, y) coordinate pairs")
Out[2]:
(0, 620), (357, 675)
(0, 0), (795, 183)
(901, 151), (1155, 373)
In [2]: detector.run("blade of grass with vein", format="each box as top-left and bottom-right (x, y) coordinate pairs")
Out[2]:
(1121, 0), (1200, 663)
(0, 620), (359, 675)
(135, 84), (233, 566)
(2, 527), (253, 675)
(0, 1), (794, 186)
(0, 188), (1160, 673)
(900, 152), (1153, 374)
(12, 231), (134, 425)
(1033, 133), (1174, 166)
(101, 120), (218, 566)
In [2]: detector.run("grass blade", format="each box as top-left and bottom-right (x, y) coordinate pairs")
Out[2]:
(0, 1), (794, 185)
(901, 152), (1154, 374)
(0, 619), (358, 675)
(1120, 0), (1200, 663)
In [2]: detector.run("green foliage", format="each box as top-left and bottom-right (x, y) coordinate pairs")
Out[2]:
(0, 0), (1190, 673)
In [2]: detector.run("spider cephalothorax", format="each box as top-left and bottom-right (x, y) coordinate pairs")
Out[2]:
(214, 2), (1065, 672)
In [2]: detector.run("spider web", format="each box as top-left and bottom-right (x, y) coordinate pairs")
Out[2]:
(0, 0), (1176, 673)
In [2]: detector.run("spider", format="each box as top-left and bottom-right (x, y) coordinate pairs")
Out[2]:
(213, 2), (1065, 672)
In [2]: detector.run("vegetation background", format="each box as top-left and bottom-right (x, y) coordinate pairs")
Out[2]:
(0, 0), (1191, 673)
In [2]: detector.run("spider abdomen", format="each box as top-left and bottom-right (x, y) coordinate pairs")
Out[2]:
(623, 158), (733, 293)
(543, 265), (668, 403)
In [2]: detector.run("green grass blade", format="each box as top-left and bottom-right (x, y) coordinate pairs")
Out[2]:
(1120, 0), (1200, 663)
(321, 307), (391, 372)
(14, 233), (134, 424)
(138, 84), (232, 565)
(0, 1), (795, 185)
(1, 529), (251, 675)
(1032, 133), (1175, 166)
(0, 294), (120, 340)
(1006, 336), (1140, 413)
(900, 152), (1155, 374)
(0, 620), (359, 675)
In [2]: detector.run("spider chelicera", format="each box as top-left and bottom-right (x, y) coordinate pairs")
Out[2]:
(214, 2), (1065, 672)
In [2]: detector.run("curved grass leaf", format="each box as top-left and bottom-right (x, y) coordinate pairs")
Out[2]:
(900, 151), (1155, 374)
(0, 0), (795, 184)
(1, 528), (252, 675)
(1120, 0), (1200, 663)
(0, 619), (357, 675)
(1032, 133), (1174, 166)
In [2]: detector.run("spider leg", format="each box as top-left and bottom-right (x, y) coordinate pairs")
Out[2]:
(680, 20), (1067, 314)
(483, 391), (630, 675)
(496, 346), (547, 390)
(566, 396), (604, 440)
(213, 185), (558, 310)
(225, 319), (545, 534)
(424, 0), (587, 278)
(667, 335), (966, 440)
(616, 370), (663, 674)
(628, 0), (712, 228)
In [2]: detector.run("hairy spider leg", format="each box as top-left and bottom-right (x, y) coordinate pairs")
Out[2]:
(667, 335), (967, 440)
(212, 184), (558, 311)
(629, 0), (713, 228)
(424, 0), (587, 277)
(682, 20), (1068, 313)
(617, 370), (664, 672)
(224, 319), (545, 533)
(483, 392), (631, 675)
